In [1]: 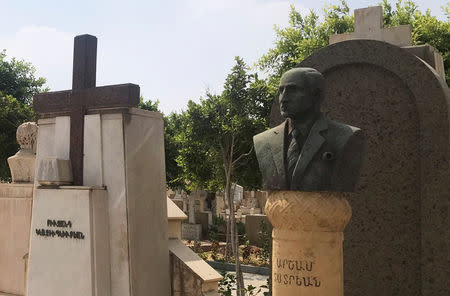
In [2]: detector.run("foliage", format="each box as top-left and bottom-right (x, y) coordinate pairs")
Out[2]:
(173, 57), (272, 295)
(243, 285), (262, 296)
(258, 0), (450, 86)
(209, 223), (220, 242)
(382, 0), (450, 84)
(0, 51), (46, 181)
(0, 94), (34, 180)
(0, 50), (47, 105)
(261, 277), (271, 296)
(218, 272), (266, 296)
(242, 245), (251, 262)
(218, 272), (236, 296)
(209, 215), (227, 242)
(213, 215), (227, 226)
(257, 0), (353, 79)
(164, 112), (186, 190)
(258, 220), (271, 264)
(210, 241), (221, 261)
(172, 57), (272, 192)
(236, 221), (246, 236)
(137, 96), (159, 111)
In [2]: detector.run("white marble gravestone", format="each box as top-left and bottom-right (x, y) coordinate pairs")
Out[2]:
(27, 108), (170, 296)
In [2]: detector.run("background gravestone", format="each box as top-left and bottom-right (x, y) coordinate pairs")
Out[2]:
(290, 39), (449, 296)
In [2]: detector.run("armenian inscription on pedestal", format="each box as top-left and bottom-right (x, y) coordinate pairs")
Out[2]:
(271, 231), (345, 295)
(273, 258), (321, 287)
(27, 187), (110, 296)
(35, 219), (85, 239)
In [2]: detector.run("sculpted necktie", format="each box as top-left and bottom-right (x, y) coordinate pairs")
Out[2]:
(287, 129), (301, 184)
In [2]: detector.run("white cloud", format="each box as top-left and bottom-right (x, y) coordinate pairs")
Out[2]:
(3, 26), (74, 91)
(182, 0), (308, 27)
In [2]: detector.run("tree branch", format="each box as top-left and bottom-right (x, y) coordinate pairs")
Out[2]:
(232, 145), (254, 166)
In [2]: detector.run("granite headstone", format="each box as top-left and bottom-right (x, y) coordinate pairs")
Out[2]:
(294, 39), (450, 296)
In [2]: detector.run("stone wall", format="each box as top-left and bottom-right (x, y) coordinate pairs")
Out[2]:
(170, 253), (203, 296)
(169, 239), (220, 296)
(0, 183), (33, 296)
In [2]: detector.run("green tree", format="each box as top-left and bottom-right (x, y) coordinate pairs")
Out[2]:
(258, 0), (450, 85)
(258, 0), (353, 79)
(175, 57), (272, 295)
(164, 111), (189, 190)
(0, 94), (34, 180)
(382, 0), (450, 84)
(138, 96), (160, 112)
(0, 50), (46, 105)
(0, 51), (46, 181)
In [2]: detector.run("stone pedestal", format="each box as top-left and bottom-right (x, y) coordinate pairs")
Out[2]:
(265, 191), (351, 296)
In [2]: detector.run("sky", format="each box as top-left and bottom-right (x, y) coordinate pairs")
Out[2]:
(0, 0), (446, 114)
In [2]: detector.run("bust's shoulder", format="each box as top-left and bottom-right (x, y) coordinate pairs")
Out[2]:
(253, 121), (286, 145)
(327, 119), (361, 135)
(325, 118), (363, 147)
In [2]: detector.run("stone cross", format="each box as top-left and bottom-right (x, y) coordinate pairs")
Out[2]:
(329, 6), (412, 47)
(33, 34), (140, 185)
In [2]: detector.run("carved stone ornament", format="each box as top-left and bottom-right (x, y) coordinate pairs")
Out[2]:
(7, 122), (38, 183)
(265, 191), (352, 296)
(17, 122), (38, 152)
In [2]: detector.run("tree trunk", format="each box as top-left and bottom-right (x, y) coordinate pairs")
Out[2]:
(223, 192), (231, 260)
(225, 169), (244, 295)
(221, 136), (245, 295)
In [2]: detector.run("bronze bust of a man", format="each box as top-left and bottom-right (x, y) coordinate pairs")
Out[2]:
(253, 68), (364, 192)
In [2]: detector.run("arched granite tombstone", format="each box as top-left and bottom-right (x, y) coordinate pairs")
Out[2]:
(270, 39), (449, 296)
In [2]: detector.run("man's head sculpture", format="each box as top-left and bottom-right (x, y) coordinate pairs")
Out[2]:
(278, 68), (325, 119)
(253, 67), (364, 192)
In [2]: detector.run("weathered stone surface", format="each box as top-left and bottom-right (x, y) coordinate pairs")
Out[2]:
(169, 239), (221, 296)
(296, 39), (449, 296)
(36, 157), (73, 185)
(0, 183), (33, 296)
(7, 122), (38, 183)
(402, 44), (446, 78)
(16, 122), (38, 151)
(182, 223), (202, 241)
(265, 191), (352, 296)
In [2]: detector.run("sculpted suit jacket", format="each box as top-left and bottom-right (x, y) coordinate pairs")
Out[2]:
(253, 114), (364, 192)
